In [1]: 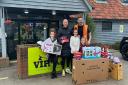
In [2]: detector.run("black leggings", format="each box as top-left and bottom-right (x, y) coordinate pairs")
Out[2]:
(61, 55), (72, 69)
(48, 54), (58, 72)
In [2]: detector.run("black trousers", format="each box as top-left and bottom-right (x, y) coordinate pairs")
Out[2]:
(48, 54), (58, 72)
(61, 55), (72, 69)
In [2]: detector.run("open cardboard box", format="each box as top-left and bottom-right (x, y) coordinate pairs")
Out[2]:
(72, 58), (109, 85)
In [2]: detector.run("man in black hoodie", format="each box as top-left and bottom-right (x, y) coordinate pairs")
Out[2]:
(58, 19), (72, 76)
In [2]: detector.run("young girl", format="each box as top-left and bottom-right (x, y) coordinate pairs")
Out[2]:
(70, 29), (80, 63)
(37, 28), (58, 79)
(70, 29), (80, 54)
(79, 37), (87, 52)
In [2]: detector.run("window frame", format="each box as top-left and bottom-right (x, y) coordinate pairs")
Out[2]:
(121, 0), (128, 5)
(102, 21), (112, 32)
(95, 0), (107, 3)
(122, 0), (128, 3)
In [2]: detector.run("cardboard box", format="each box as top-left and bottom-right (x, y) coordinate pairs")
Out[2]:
(82, 47), (101, 59)
(110, 62), (123, 80)
(72, 58), (109, 85)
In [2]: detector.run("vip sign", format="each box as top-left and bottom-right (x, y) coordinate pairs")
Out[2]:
(28, 47), (62, 76)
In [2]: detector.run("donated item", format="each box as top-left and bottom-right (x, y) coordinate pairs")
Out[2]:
(110, 62), (123, 80)
(44, 43), (62, 55)
(60, 36), (69, 43)
(108, 53), (114, 60)
(113, 57), (120, 64)
(37, 41), (43, 46)
(72, 58), (109, 85)
(73, 52), (82, 60)
(37, 40), (62, 55)
(120, 37), (128, 60)
(82, 47), (101, 59)
(101, 46), (109, 58)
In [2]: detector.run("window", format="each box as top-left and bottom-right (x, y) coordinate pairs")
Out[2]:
(122, 0), (128, 3)
(102, 21), (112, 32)
(96, 0), (106, 1)
(96, 0), (107, 3)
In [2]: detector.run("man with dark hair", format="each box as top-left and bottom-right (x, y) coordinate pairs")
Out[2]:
(73, 17), (92, 45)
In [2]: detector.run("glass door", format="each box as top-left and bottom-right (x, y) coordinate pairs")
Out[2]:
(18, 21), (48, 44)
(19, 22), (34, 44)
(34, 22), (48, 42)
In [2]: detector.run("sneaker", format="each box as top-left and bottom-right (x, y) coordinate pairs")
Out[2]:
(65, 68), (72, 74)
(62, 69), (65, 77)
(51, 72), (57, 79)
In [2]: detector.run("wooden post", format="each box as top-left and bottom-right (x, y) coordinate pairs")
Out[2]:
(0, 7), (7, 58)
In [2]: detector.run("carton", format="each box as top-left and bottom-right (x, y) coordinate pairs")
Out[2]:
(110, 62), (123, 80)
(72, 58), (109, 85)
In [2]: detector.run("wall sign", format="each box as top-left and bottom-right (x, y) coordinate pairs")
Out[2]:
(120, 25), (124, 33)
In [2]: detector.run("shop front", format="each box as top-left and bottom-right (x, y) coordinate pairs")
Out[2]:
(5, 8), (62, 60)
(0, 0), (91, 60)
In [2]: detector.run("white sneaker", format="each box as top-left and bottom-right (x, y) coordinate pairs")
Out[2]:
(65, 68), (72, 74)
(62, 69), (65, 77)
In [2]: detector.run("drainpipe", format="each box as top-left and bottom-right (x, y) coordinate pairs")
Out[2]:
(82, 0), (92, 22)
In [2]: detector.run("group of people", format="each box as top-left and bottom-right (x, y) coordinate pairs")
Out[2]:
(41, 17), (92, 79)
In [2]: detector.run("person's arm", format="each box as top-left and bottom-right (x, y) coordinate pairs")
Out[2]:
(88, 32), (92, 45)
(57, 28), (62, 44)
(87, 27), (92, 45)
(70, 37), (73, 49)
(70, 36), (74, 53)
(76, 38), (80, 52)
(70, 27), (74, 36)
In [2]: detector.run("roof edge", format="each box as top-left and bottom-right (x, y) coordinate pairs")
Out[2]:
(83, 0), (92, 11)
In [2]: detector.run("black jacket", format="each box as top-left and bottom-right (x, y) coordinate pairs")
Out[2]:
(57, 27), (71, 56)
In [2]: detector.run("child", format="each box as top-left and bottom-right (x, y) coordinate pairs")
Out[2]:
(37, 28), (58, 79)
(70, 29), (80, 62)
(79, 37), (87, 52)
(70, 29), (80, 54)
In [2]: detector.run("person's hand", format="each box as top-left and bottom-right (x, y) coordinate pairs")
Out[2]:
(73, 51), (76, 54)
(87, 41), (91, 45)
(78, 35), (80, 38)
(61, 40), (65, 44)
(61, 40), (66, 44)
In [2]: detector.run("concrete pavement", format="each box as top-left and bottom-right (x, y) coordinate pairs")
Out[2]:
(0, 51), (128, 85)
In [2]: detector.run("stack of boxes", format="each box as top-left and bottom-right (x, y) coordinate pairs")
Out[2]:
(72, 46), (123, 85)
(72, 47), (109, 84)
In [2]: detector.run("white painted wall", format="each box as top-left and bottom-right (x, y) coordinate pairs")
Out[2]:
(94, 21), (128, 44)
